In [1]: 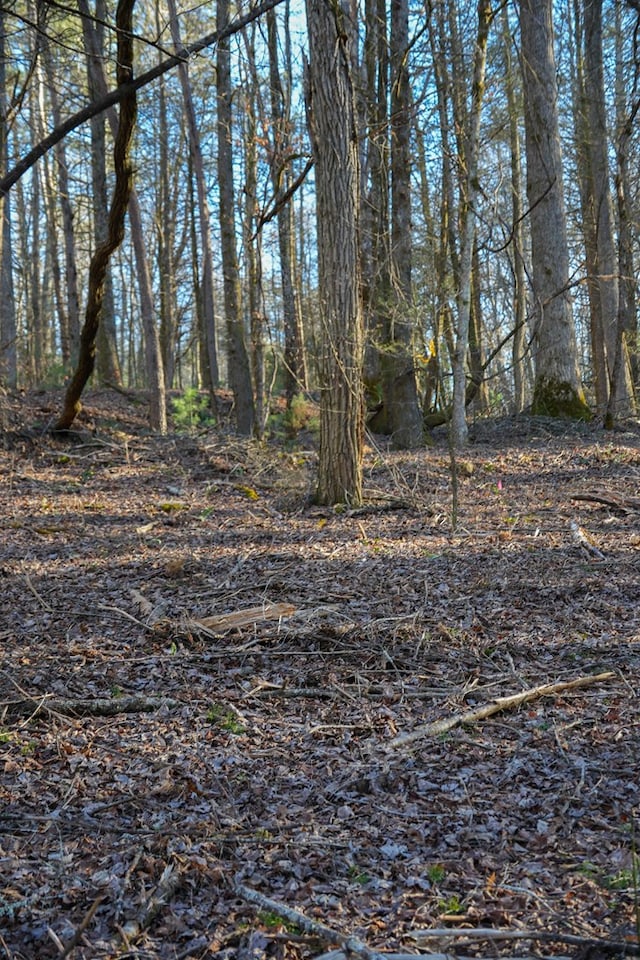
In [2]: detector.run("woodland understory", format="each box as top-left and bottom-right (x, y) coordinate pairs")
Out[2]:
(1, 388), (639, 960)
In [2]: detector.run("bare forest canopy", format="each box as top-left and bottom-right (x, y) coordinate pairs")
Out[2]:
(1, 0), (640, 475)
(0, 0), (285, 198)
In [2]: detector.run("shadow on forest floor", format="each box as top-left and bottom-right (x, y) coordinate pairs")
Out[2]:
(1, 387), (639, 959)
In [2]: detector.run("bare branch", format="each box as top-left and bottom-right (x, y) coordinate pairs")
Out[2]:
(0, 0), (284, 198)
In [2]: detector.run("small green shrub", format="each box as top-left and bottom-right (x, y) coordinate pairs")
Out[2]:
(172, 388), (214, 430)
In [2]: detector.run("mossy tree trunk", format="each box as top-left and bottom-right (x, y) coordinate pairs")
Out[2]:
(519, 0), (590, 420)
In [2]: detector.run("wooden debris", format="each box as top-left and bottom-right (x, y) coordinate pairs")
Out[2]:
(236, 884), (387, 960)
(409, 926), (638, 957)
(2, 694), (178, 719)
(189, 602), (296, 636)
(118, 862), (182, 943)
(388, 672), (615, 749)
(571, 490), (640, 514)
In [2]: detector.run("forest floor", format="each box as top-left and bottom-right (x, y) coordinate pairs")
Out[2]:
(1, 387), (639, 960)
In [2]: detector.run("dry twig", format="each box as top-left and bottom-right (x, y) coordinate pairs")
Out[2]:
(388, 672), (615, 749)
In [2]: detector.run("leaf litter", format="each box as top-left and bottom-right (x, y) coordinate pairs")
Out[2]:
(1, 389), (639, 959)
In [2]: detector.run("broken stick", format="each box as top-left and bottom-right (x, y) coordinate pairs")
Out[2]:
(388, 672), (615, 749)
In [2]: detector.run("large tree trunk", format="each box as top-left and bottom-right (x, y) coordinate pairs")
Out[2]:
(55, 0), (137, 431)
(583, 0), (635, 419)
(306, 0), (364, 506)
(217, 0), (255, 435)
(613, 1), (638, 392)
(519, 0), (590, 419)
(385, 0), (423, 448)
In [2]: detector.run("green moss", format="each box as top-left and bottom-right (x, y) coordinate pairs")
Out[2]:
(531, 376), (591, 420)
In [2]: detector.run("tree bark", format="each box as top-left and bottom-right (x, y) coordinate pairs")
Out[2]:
(306, 0), (364, 506)
(267, 5), (307, 403)
(79, 0), (166, 432)
(451, 0), (491, 447)
(168, 0), (219, 395)
(583, 0), (635, 419)
(386, 0), (423, 448)
(86, 0), (122, 389)
(241, 24), (267, 436)
(613, 1), (638, 391)
(217, 0), (255, 435)
(54, 0), (137, 432)
(519, 0), (590, 419)
(502, 4), (528, 413)
(0, 4), (17, 389)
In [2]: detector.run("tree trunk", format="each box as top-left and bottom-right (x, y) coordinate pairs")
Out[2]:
(583, 0), (635, 419)
(361, 0), (391, 422)
(306, 0), (364, 506)
(572, 0), (608, 411)
(519, 0), (590, 419)
(241, 25), (267, 437)
(42, 38), (80, 370)
(55, 0), (137, 431)
(385, 0), (423, 448)
(502, 4), (528, 413)
(0, 4), (16, 389)
(217, 0), (255, 435)
(613, 0), (638, 391)
(267, 5), (307, 403)
(156, 63), (176, 390)
(80, 0), (166, 432)
(451, 0), (491, 446)
(168, 0), (219, 396)
(86, 0), (122, 388)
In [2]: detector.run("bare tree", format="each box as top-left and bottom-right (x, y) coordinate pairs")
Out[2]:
(502, 4), (528, 413)
(80, 0), (166, 432)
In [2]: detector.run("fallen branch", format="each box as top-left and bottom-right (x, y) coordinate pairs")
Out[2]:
(118, 862), (182, 942)
(235, 895), (583, 960)
(388, 672), (615, 749)
(58, 894), (106, 959)
(571, 490), (640, 514)
(189, 602), (296, 636)
(235, 884), (387, 960)
(2, 693), (178, 719)
(409, 926), (639, 957)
